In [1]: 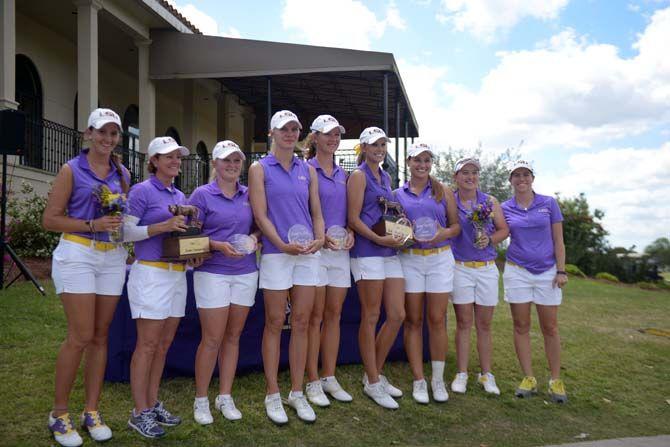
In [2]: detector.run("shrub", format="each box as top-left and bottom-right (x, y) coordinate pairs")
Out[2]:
(565, 263), (587, 278)
(595, 272), (619, 282)
(6, 181), (59, 258)
(636, 281), (659, 290)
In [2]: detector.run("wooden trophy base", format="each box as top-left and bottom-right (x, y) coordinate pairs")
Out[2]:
(161, 234), (212, 262)
(372, 217), (414, 247)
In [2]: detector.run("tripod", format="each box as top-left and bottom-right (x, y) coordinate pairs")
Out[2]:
(1, 153), (45, 295)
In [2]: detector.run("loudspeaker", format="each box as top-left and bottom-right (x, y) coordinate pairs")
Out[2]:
(0, 109), (26, 155)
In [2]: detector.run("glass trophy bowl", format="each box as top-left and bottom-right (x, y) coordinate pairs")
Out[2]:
(229, 234), (256, 255)
(288, 224), (314, 247)
(413, 217), (438, 242)
(326, 225), (348, 250)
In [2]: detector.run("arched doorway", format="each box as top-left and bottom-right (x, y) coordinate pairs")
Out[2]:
(15, 54), (43, 169)
(196, 141), (209, 184)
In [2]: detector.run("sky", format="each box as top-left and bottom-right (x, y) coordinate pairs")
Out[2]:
(166, 0), (670, 251)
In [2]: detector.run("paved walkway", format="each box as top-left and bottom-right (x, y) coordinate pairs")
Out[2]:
(544, 435), (670, 447)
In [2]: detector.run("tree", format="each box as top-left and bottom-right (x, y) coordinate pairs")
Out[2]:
(431, 145), (521, 202)
(644, 237), (670, 269)
(556, 193), (609, 276)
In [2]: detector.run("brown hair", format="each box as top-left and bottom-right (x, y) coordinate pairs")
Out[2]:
(147, 155), (159, 174)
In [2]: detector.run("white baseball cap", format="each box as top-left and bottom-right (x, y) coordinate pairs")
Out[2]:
(310, 115), (345, 134)
(147, 136), (189, 158)
(270, 110), (302, 130)
(87, 108), (121, 130)
(212, 140), (245, 160)
(509, 160), (534, 175)
(454, 157), (481, 173)
(407, 142), (435, 158)
(360, 127), (390, 145)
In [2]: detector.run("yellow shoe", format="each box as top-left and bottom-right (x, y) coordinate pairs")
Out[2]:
(514, 376), (537, 398)
(548, 379), (568, 403)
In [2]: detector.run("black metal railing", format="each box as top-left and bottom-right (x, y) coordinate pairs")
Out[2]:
(17, 117), (400, 193)
(22, 116), (82, 173)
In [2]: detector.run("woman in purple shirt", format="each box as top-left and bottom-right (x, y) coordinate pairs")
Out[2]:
(248, 110), (325, 425)
(124, 137), (197, 439)
(189, 140), (261, 425)
(501, 160), (568, 403)
(43, 108), (128, 446)
(450, 158), (508, 397)
(395, 143), (460, 405)
(303, 115), (355, 407)
(347, 127), (405, 410)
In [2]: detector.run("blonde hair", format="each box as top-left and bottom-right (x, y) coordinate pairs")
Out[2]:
(355, 143), (365, 165)
(406, 153), (443, 203)
(300, 132), (318, 159)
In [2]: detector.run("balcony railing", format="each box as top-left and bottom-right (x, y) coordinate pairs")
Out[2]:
(17, 117), (399, 194)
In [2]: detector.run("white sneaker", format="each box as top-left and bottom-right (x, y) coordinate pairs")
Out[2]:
(287, 391), (316, 423)
(412, 379), (429, 404)
(306, 380), (331, 407)
(379, 375), (403, 398)
(363, 381), (399, 410)
(321, 376), (353, 402)
(48, 412), (83, 447)
(451, 372), (468, 394)
(80, 411), (112, 442)
(477, 372), (501, 395)
(215, 395), (242, 420)
(193, 398), (213, 425)
(264, 394), (288, 425)
(431, 378), (449, 402)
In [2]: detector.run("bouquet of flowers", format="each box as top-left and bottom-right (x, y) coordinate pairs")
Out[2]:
(466, 198), (494, 249)
(93, 185), (127, 243)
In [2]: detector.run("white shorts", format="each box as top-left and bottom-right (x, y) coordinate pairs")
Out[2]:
(51, 238), (127, 295)
(503, 263), (562, 306)
(127, 262), (187, 319)
(317, 249), (351, 288)
(399, 248), (455, 293)
(193, 270), (259, 308)
(350, 255), (404, 282)
(452, 262), (499, 306)
(259, 253), (320, 290)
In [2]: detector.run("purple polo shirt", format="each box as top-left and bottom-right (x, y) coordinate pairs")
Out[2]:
(187, 181), (257, 275)
(394, 181), (449, 250)
(307, 157), (347, 230)
(501, 193), (563, 274)
(127, 175), (185, 261)
(67, 151), (130, 242)
(259, 153), (313, 255)
(350, 162), (395, 258)
(452, 190), (497, 262)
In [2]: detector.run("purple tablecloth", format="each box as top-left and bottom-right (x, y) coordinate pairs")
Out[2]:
(105, 270), (416, 382)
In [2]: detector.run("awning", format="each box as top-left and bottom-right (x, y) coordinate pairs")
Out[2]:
(149, 31), (419, 142)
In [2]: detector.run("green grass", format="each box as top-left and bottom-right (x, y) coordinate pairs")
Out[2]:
(1, 278), (669, 447)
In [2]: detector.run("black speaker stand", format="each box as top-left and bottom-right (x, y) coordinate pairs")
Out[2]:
(1, 153), (45, 295)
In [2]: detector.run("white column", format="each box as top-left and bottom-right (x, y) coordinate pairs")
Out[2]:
(136, 39), (155, 154)
(75, 0), (102, 130)
(0, 0), (18, 110)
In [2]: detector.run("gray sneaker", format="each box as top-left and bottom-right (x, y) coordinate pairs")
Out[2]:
(128, 409), (165, 439)
(153, 401), (181, 426)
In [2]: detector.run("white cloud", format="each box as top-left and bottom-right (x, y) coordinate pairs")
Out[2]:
(539, 143), (670, 249)
(437, 0), (570, 41)
(164, 1), (241, 38)
(399, 8), (670, 153)
(281, 0), (406, 50)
